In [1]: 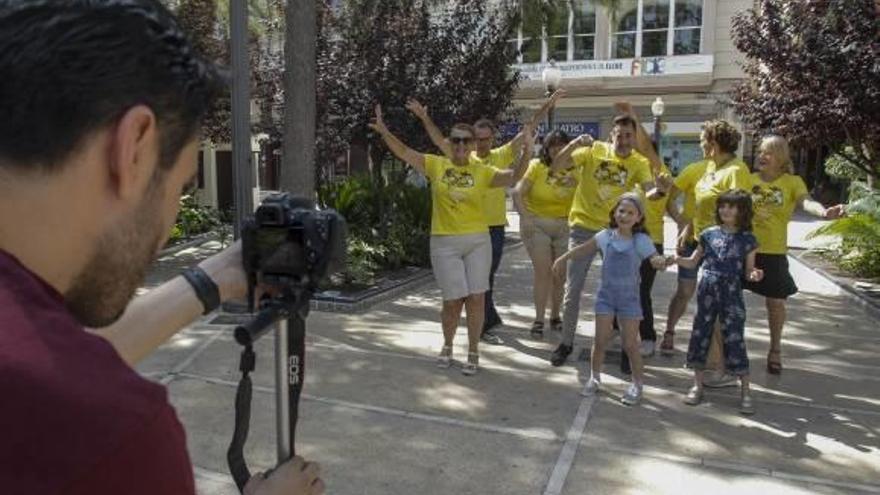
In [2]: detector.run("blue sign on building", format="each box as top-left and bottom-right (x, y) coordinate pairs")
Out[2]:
(499, 121), (600, 140)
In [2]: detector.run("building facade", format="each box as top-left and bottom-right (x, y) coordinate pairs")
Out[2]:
(508, 0), (753, 173)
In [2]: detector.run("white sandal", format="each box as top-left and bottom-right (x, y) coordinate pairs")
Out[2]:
(462, 352), (479, 376)
(436, 345), (453, 369)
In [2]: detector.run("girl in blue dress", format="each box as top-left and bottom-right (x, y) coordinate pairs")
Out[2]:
(553, 193), (669, 405)
(674, 189), (764, 414)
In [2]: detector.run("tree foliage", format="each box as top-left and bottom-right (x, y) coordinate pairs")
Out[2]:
(730, 0), (880, 182)
(316, 0), (522, 176)
(176, 0), (232, 144)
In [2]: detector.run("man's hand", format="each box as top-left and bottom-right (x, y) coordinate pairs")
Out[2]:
(405, 99), (428, 120)
(367, 104), (388, 135)
(574, 133), (593, 148)
(244, 457), (325, 495)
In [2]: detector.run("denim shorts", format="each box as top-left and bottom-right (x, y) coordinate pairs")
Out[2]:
(677, 240), (700, 280)
(595, 285), (643, 320)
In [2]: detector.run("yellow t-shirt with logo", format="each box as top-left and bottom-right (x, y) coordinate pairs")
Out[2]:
(471, 144), (516, 226)
(672, 159), (710, 221)
(568, 141), (652, 231)
(749, 173), (808, 254)
(637, 163), (671, 245)
(523, 158), (579, 218)
(692, 158), (751, 240)
(425, 154), (498, 236)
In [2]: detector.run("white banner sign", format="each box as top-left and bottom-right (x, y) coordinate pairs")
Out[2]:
(518, 54), (714, 81)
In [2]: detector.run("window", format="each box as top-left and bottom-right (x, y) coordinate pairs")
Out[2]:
(511, 0), (597, 63)
(572, 1), (597, 60)
(611, 0), (702, 58)
(674, 0), (702, 55)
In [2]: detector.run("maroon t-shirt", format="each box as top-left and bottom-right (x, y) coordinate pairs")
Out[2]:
(0, 250), (195, 494)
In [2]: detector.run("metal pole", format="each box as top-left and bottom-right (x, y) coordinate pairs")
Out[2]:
(230, 0), (254, 239)
(653, 115), (661, 156)
(274, 320), (291, 461)
(546, 89), (555, 133)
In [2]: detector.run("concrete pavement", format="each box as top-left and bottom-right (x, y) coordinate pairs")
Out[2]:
(137, 217), (880, 495)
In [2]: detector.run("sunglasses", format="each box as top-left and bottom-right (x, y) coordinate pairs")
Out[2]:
(449, 136), (473, 145)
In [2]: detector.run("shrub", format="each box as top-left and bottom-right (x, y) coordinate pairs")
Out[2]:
(808, 182), (880, 278)
(168, 195), (222, 244)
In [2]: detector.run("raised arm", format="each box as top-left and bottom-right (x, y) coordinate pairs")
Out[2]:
(406, 99), (453, 159)
(551, 133), (593, 172)
(491, 123), (536, 187)
(506, 88), (567, 151)
(614, 101), (665, 195)
(369, 104), (426, 174)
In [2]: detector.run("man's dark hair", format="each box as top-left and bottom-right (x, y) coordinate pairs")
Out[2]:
(715, 189), (754, 232)
(612, 115), (637, 132)
(473, 119), (496, 133)
(0, 0), (226, 174)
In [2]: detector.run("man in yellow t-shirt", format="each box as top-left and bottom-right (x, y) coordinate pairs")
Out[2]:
(547, 114), (654, 366)
(407, 91), (563, 344)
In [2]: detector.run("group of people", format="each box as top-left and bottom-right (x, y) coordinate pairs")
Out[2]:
(372, 91), (844, 414)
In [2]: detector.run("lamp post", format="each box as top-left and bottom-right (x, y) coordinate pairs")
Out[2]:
(651, 96), (665, 156)
(541, 61), (562, 134)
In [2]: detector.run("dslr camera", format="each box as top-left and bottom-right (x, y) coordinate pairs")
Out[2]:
(241, 193), (346, 301)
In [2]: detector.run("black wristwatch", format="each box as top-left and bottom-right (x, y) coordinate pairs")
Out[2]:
(181, 266), (221, 315)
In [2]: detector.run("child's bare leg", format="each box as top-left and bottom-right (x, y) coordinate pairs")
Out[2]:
(591, 315), (615, 379)
(620, 318), (644, 384)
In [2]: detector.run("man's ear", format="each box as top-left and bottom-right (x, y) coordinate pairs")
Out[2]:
(108, 105), (159, 201)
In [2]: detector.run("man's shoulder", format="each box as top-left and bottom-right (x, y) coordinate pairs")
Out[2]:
(0, 289), (187, 492)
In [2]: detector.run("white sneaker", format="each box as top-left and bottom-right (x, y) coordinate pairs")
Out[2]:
(639, 340), (655, 357)
(621, 383), (643, 406)
(580, 378), (601, 397)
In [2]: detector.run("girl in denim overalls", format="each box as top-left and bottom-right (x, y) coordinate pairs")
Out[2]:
(674, 189), (764, 414)
(553, 193), (669, 405)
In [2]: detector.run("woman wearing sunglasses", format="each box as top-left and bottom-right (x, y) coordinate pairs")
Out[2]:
(370, 105), (535, 375)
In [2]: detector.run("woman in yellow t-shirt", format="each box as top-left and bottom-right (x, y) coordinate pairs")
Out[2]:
(369, 105), (534, 375)
(745, 135), (845, 374)
(512, 131), (579, 338)
(659, 121), (750, 372)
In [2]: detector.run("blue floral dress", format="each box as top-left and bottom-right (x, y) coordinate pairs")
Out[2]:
(686, 226), (758, 375)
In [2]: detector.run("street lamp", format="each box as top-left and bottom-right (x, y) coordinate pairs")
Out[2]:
(542, 60), (562, 133)
(651, 96), (665, 155)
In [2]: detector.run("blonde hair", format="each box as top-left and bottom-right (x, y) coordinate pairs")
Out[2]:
(760, 135), (794, 174)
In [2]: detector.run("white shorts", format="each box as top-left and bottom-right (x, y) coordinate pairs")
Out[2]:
(430, 233), (491, 300)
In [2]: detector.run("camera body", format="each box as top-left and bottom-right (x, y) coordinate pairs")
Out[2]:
(241, 193), (346, 292)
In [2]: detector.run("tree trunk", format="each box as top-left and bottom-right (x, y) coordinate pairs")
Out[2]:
(280, 0), (317, 199)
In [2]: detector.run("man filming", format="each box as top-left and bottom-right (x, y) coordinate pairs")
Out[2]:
(0, 1), (323, 493)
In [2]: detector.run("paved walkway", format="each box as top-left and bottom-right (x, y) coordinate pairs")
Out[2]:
(137, 217), (880, 495)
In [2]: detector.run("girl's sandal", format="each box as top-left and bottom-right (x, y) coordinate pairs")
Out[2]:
(462, 352), (479, 376)
(436, 345), (453, 369)
(549, 318), (563, 332)
(530, 321), (545, 339)
(767, 349), (782, 375)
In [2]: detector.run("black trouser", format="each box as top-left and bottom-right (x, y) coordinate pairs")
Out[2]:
(482, 225), (505, 333)
(619, 243), (662, 373)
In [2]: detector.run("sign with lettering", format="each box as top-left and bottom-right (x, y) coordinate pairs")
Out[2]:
(500, 121), (600, 140)
(517, 54), (714, 81)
